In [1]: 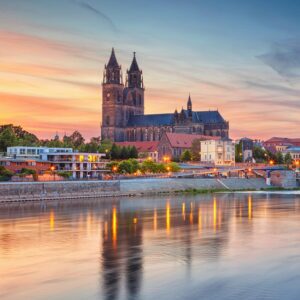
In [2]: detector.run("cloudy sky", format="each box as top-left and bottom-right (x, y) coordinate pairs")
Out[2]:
(0, 0), (299, 139)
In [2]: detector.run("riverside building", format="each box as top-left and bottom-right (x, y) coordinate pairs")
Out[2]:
(200, 139), (235, 166)
(4, 146), (106, 179)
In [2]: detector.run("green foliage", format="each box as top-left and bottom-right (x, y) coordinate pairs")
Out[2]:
(108, 159), (180, 175)
(57, 171), (72, 179)
(253, 145), (267, 162)
(129, 146), (138, 159)
(180, 150), (192, 162)
(18, 168), (38, 181)
(191, 139), (201, 161)
(166, 162), (180, 172)
(118, 159), (139, 174)
(120, 146), (129, 159)
(0, 166), (14, 181)
(275, 152), (284, 164)
(69, 131), (85, 148)
(0, 127), (17, 151)
(140, 160), (161, 173)
(20, 168), (36, 175)
(110, 144), (121, 159)
(235, 142), (243, 163)
(284, 152), (293, 165)
(110, 144), (139, 160)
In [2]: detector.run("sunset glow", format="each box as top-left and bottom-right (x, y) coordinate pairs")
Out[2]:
(0, 0), (299, 139)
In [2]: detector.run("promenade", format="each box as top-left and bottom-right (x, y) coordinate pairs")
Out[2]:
(0, 178), (271, 202)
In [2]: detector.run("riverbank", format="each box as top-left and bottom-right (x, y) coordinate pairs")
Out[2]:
(0, 177), (285, 203)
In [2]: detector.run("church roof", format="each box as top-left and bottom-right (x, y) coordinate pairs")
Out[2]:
(107, 48), (119, 68)
(164, 133), (220, 148)
(192, 111), (225, 123)
(115, 141), (159, 152)
(127, 113), (174, 126)
(129, 52), (140, 72)
(127, 110), (225, 127)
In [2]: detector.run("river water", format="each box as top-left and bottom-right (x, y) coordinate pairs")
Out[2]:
(0, 193), (300, 300)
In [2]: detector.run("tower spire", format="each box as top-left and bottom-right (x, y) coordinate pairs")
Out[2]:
(126, 51), (143, 88)
(103, 48), (122, 84)
(187, 94), (192, 117)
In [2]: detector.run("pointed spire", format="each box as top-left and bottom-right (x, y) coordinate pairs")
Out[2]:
(126, 51), (143, 88)
(103, 48), (122, 84)
(129, 51), (140, 72)
(107, 47), (119, 68)
(187, 93), (192, 105)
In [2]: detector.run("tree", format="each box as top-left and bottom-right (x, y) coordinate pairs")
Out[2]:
(191, 139), (201, 161)
(253, 146), (267, 162)
(166, 162), (180, 172)
(0, 166), (14, 181)
(19, 168), (38, 181)
(128, 146), (138, 159)
(99, 139), (113, 155)
(69, 131), (85, 148)
(0, 127), (17, 152)
(235, 142), (243, 163)
(120, 146), (129, 159)
(110, 144), (121, 159)
(118, 160), (134, 174)
(284, 152), (293, 166)
(181, 150), (192, 162)
(57, 171), (72, 179)
(275, 152), (284, 164)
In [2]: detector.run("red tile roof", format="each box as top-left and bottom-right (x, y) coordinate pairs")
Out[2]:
(264, 137), (300, 147)
(165, 133), (220, 148)
(115, 141), (159, 152)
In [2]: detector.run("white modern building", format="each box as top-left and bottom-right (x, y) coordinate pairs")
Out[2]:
(7, 146), (106, 179)
(7, 146), (72, 159)
(200, 139), (235, 166)
(43, 151), (106, 179)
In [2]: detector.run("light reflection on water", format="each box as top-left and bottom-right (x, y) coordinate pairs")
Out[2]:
(0, 193), (300, 300)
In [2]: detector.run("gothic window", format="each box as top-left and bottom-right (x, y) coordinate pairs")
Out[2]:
(106, 92), (110, 101)
(139, 95), (142, 105)
(106, 115), (110, 126)
(117, 92), (121, 102)
(132, 92), (136, 105)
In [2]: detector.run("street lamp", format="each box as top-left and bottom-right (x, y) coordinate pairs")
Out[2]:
(269, 160), (274, 166)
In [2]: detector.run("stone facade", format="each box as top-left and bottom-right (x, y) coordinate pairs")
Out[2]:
(101, 49), (229, 142)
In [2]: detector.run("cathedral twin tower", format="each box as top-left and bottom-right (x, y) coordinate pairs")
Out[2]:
(101, 48), (229, 142)
(101, 48), (145, 141)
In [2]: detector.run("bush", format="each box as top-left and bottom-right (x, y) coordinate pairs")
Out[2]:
(181, 150), (192, 162)
(0, 166), (14, 181)
(19, 168), (38, 181)
(166, 162), (180, 172)
(57, 171), (72, 179)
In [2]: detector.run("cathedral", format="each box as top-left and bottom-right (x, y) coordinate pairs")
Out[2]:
(101, 48), (229, 142)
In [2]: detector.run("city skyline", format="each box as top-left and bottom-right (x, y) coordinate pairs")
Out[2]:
(0, 0), (299, 140)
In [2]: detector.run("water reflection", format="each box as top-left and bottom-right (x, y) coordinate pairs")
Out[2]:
(0, 193), (300, 300)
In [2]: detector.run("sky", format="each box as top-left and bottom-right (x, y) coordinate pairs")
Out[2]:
(0, 0), (299, 140)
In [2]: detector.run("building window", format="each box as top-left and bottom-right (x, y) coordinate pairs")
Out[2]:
(106, 116), (110, 126)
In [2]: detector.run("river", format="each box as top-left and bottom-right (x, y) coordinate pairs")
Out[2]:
(0, 192), (300, 299)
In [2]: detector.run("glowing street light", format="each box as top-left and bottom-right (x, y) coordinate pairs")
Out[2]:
(269, 160), (274, 166)
(163, 156), (170, 163)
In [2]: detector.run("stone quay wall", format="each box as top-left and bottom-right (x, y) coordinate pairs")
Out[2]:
(271, 171), (297, 189)
(0, 178), (270, 202)
(0, 181), (121, 202)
